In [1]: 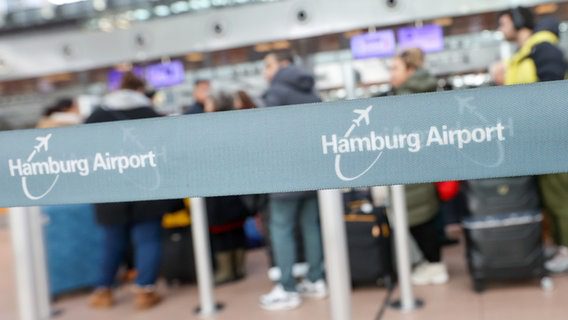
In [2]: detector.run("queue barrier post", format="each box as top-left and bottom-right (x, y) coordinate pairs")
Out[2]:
(318, 189), (352, 320)
(9, 207), (51, 320)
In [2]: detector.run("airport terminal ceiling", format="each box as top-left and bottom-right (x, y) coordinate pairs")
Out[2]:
(0, 0), (563, 81)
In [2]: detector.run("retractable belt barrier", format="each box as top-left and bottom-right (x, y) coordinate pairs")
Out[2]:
(1, 81), (568, 207)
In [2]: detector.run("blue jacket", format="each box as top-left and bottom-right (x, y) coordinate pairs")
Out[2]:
(263, 66), (321, 107)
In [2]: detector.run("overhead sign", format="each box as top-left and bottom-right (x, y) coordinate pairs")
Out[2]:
(398, 24), (445, 53)
(350, 30), (397, 59)
(1, 81), (568, 207)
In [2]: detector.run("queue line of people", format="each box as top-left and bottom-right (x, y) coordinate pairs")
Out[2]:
(32, 6), (568, 313)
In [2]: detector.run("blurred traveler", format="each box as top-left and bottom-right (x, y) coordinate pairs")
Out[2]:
(498, 6), (567, 84)
(86, 72), (183, 310)
(234, 90), (257, 110)
(37, 98), (82, 128)
(259, 52), (326, 311)
(499, 7), (568, 273)
(184, 79), (211, 114)
(390, 48), (449, 285)
(204, 91), (251, 284)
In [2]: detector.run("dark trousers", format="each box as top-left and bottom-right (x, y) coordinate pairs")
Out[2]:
(410, 218), (441, 263)
(97, 220), (162, 288)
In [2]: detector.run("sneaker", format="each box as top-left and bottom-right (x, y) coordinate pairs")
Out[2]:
(259, 285), (302, 311)
(546, 246), (568, 273)
(411, 262), (449, 286)
(134, 288), (162, 310)
(297, 279), (328, 299)
(88, 288), (113, 309)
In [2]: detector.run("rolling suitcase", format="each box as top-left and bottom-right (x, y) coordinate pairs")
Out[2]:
(161, 200), (196, 285)
(462, 176), (539, 217)
(462, 177), (547, 292)
(343, 189), (393, 287)
(463, 212), (546, 292)
(161, 227), (196, 285)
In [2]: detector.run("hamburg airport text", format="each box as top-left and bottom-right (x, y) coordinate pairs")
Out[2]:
(322, 123), (506, 155)
(8, 151), (157, 178)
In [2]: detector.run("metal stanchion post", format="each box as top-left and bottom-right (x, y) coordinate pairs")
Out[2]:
(28, 207), (51, 319)
(390, 185), (423, 311)
(318, 189), (352, 320)
(190, 197), (223, 316)
(9, 207), (51, 320)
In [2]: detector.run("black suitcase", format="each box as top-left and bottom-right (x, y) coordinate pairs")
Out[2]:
(161, 227), (197, 285)
(462, 177), (539, 217)
(463, 212), (546, 292)
(343, 189), (393, 287)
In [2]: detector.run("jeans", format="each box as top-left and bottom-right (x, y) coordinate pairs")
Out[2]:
(269, 196), (324, 291)
(97, 220), (162, 288)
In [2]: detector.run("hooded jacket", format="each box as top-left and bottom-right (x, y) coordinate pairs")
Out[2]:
(85, 89), (183, 225)
(263, 65), (321, 107)
(393, 69), (440, 227)
(263, 66), (321, 200)
(505, 30), (567, 85)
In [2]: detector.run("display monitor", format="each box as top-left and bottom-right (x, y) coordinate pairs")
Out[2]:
(107, 60), (185, 90)
(350, 30), (397, 59)
(397, 24), (445, 53)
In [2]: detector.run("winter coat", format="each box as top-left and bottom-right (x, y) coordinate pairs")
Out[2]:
(505, 30), (567, 85)
(393, 69), (440, 227)
(263, 65), (321, 201)
(85, 89), (183, 225)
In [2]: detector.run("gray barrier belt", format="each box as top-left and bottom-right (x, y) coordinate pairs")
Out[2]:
(1, 81), (567, 207)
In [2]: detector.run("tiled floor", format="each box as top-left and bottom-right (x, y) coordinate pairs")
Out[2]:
(1, 227), (567, 320)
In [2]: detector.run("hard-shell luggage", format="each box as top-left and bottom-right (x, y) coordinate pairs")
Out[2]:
(462, 177), (539, 217)
(462, 177), (547, 292)
(463, 212), (546, 292)
(161, 227), (196, 285)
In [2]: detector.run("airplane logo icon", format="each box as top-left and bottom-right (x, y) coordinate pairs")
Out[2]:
(27, 134), (52, 162)
(35, 134), (52, 153)
(352, 105), (373, 127)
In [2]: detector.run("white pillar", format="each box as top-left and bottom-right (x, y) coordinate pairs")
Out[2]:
(190, 197), (217, 316)
(9, 207), (51, 320)
(318, 189), (352, 320)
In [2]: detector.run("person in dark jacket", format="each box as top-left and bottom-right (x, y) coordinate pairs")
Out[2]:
(86, 72), (183, 310)
(184, 79), (211, 114)
(498, 8), (568, 273)
(390, 48), (448, 286)
(259, 52), (326, 311)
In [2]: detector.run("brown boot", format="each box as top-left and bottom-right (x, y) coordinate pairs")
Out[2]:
(89, 288), (113, 309)
(134, 289), (162, 310)
(233, 248), (246, 280)
(214, 251), (236, 285)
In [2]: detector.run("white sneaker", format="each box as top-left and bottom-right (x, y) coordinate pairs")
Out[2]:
(411, 262), (449, 286)
(259, 285), (302, 311)
(297, 279), (328, 299)
(546, 246), (568, 273)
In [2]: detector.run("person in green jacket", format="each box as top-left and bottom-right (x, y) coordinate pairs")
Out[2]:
(390, 48), (448, 285)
